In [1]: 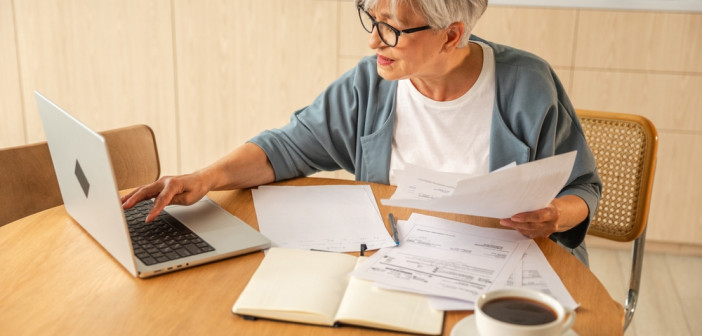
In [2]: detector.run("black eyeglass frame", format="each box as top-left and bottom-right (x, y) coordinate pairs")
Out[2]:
(357, 5), (431, 47)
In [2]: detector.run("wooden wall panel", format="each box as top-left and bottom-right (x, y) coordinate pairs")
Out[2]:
(571, 69), (702, 244)
(571, 70), (702, 132)
(339, 0), (374, 58)
(13, 0), (179, 174)
(575, 10), (702, 73)
(0, 0), (25, 148)
(647, 133), (702, 244)
(174, 0), (338, 173)
(473, 7), (578, 68)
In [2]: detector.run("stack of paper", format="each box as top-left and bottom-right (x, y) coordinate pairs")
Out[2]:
(351, 213), (578, 311)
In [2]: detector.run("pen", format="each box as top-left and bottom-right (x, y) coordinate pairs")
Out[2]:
(360, 243), (367, 256)
(388, 213), (399, 246)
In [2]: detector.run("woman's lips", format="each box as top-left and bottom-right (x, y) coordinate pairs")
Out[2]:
(377, 54), (394, 66)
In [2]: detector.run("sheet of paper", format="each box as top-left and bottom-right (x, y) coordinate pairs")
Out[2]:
(515, 241), (579, 310)
(381, 151), (577, 218)
(426, 241), (578, 311)
(252, 185), (396, 252)
(352, 213), (531, 303)
(391, 164), (475, 201)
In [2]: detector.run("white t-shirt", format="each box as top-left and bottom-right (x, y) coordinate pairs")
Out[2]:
(389, 41), (496, 185)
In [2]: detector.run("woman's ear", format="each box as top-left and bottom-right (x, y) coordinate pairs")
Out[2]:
(442, 22), (466, 52)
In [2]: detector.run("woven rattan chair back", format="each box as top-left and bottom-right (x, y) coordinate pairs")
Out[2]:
(579, 110), (658, 242)
(577, 109), (658, 331)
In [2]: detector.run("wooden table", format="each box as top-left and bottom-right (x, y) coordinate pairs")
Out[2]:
(0, 177), (624, 335)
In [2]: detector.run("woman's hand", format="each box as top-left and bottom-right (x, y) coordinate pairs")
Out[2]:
(121, 142), (275, 223)
(121, 172), (213, 223)
(499, 195), (588, 239)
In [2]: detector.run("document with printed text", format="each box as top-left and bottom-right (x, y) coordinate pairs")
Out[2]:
(381, 151), (577, 218)
(358, 214), (577, 311)
(352, 213), (531, 303)
(425, 241), (578, 311)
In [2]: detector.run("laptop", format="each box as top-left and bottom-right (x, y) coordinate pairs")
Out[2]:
(35, 91), (271, 278)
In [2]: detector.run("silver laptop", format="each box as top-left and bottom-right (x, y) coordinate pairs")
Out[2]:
(35, 91), (270, 278)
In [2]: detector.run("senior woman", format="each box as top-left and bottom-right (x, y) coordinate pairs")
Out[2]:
(122, 0), (601, 265)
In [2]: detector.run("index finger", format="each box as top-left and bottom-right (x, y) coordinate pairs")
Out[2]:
(120, 188), (142, 207)
(121, 181), (166, 210)
(144, 194), (172, 223)
(143, 182), (186, 223)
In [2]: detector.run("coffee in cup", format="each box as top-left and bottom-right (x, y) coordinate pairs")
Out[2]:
(475, 288), (575, 336)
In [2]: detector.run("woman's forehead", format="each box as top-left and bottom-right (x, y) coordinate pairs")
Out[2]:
(368, 0), (424, 25)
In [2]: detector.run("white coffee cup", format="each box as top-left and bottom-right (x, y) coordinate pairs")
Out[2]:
(475, 288), (576, 336)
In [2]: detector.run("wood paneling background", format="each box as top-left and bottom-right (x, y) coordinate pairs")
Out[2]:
(1, 0), (700, 247)
(0, 0), (24, 148)
(10, 0), (179, 174)
(173, 0), (337, 173)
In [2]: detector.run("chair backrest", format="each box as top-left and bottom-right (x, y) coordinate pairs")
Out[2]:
(577, 109), (658, 243)
(578, 109), (658, 331)
(0, 124), (160, 226)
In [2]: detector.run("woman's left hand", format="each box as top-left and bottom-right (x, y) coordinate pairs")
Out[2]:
(499, 205), (560, 239)
(499, 195), (587, 239)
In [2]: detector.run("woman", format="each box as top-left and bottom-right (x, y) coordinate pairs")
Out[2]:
(122, 0), (601, 265)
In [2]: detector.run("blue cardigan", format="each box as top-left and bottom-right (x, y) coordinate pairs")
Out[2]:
(250, 36), (601, 249)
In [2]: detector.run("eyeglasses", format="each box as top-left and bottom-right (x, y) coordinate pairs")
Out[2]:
(357, 6), (431, 47)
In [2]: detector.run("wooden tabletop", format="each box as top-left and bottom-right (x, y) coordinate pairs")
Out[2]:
(0, 177), (624, 335)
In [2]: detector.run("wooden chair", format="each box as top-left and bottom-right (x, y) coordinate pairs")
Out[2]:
(0, 124), (160, 226)
(577, 109), (658, 331)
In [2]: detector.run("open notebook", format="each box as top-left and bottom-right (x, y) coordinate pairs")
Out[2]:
(232, 248), (444, 335)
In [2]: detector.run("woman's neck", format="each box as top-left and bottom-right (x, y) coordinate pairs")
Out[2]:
(410, 42), (483, 101)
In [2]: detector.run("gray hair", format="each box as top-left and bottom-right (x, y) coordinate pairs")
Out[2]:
(357, 0), (488, 48)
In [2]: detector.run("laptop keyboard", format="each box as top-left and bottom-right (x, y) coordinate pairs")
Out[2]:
(125, 200), (215, 266)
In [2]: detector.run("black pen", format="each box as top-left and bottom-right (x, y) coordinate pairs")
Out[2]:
(388, 213), (399, 246)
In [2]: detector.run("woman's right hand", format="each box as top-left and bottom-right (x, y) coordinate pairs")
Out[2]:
(121, 142), (276, 223)
(121, 172), (213, 223)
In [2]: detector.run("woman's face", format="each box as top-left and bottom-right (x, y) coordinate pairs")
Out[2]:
(366, 0), (446, 81)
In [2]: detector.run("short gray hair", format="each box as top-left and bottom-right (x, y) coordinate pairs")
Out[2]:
(357, 0), (488, 48)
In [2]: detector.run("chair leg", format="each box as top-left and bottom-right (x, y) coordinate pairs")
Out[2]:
(624, 225), (647, 331)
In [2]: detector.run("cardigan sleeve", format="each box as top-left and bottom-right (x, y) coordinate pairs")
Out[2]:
(248, 56), (391, 182)
(248, 70), (360, 181)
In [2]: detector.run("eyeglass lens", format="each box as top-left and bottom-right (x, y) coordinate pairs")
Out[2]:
(358, 7), (399, 47)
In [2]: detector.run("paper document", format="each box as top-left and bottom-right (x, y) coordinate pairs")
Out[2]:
(352, 213), (531, 303)
(426, 241), (578, 311)
(381, 151), (577, 218)
(252, 185), (396, 252)
(369, 214), (577, 311)
(516, 241), (578, 310)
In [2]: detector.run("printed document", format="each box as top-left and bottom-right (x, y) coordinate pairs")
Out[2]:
(381, 151), (577, 218)
(516, 241), (579, 310)
(252, 185), (396, 252)
(426, 241), (578, 311)
(352, 213), (531, 303)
